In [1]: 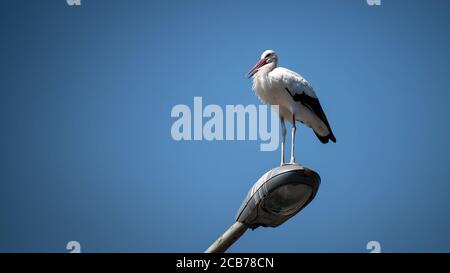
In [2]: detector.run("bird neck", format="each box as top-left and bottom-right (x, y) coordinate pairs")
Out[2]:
(257, 62), (276, 77)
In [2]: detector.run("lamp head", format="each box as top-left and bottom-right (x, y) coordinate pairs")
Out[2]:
(235, 164), (320, 229)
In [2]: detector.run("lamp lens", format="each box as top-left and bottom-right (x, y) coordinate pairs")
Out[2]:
(262, 184), (312, 215)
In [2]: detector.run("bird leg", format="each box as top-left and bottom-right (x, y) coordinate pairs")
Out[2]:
(280, 118), (286, 166)
(290, 114), (296, 163)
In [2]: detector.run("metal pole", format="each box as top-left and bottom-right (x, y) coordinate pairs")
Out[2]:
(205, 222), (248, 253)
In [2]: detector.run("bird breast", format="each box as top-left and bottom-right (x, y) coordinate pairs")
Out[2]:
(252, 75), (277, 105)
(253, 75), (292, 108)
(252, 74), (305, 124)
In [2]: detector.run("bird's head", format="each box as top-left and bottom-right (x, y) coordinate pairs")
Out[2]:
(247, 49), (278, 78)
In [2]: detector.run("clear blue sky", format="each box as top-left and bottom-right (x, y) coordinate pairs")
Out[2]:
(1, 0), (450, 252)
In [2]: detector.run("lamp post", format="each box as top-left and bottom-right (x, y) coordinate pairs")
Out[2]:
(205, 163), (320, 253)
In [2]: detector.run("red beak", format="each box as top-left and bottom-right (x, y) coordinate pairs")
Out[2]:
(247, 59), (267, 78)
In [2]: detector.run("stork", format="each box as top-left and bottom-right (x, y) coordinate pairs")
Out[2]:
(248, 49), (336, 165)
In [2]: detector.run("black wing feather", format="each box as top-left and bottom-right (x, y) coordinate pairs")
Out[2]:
(285, 88), (336, 143)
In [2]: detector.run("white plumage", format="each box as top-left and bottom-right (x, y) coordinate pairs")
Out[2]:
(248, 49), (335, 165)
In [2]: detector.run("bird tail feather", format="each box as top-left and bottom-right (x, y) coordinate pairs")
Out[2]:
(314, 130), (336, 144)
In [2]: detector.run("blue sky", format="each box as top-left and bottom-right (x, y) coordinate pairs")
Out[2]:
(1, 0), (450, 252)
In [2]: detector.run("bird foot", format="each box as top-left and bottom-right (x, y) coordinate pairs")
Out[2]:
(280, 160), (297, 166)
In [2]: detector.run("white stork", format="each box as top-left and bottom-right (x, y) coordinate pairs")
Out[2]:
(248, 49), (336, 165)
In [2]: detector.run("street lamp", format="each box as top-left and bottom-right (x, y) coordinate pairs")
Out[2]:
(205, 163), (320, 253)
